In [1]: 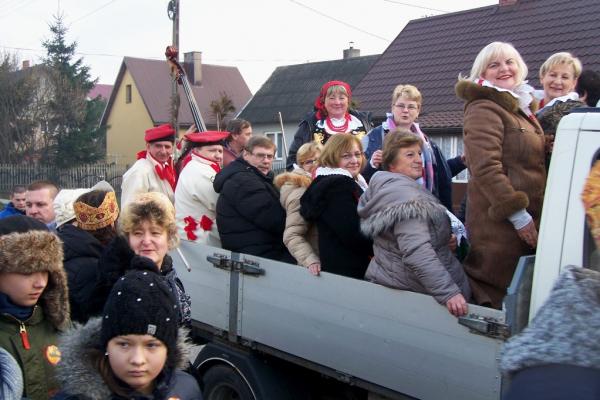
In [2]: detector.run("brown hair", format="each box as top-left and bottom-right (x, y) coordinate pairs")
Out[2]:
(318, 134), (365, 170)
(245, 135), (276, 154)
(27, 180), (59, 199)
(11, 185), (26, 195)
(226, 119), (251, 142)
(381, 129), (423, 171)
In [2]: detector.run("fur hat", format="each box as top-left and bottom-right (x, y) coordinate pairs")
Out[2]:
(101, 260), (179, 365)
(0, 215), (70, 330)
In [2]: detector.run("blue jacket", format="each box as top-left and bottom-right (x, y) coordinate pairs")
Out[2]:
(0, 203), (25, 219)
(361, 124), (466, 211)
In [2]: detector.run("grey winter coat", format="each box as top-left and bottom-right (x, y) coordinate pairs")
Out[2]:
(358, 171), (471, 304)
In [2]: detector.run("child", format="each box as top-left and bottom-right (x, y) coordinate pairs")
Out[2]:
(53, 264), (202, 399)
(0, 215), (70, 400)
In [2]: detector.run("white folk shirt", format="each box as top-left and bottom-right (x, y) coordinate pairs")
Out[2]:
(175, 153), (221, 246)
(120, 153), (175, 208)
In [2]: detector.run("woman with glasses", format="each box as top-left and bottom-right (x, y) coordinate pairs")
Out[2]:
(300, 134), (372, 279)
(275, 142), (323, 275)
(362, 84), (466, 211)
(286, 80), (373, 170)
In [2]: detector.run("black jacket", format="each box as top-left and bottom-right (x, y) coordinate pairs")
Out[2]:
(214, 158), (295, 263)
(287, 109), (373, 170)
(57, 224), (105, 324)
(300, 174), (372, 279)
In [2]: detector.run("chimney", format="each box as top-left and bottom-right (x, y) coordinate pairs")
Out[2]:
(499, 0), (518, 6)
(22, 60), (30, 69)
(343, 42), (360, 59)
(184, 51), (202, 86)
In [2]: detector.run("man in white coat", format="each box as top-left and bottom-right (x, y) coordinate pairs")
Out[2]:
(121, 124), (176, 207)
(175, 130), (229, 246)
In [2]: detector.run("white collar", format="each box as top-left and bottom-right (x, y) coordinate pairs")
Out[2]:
(315, 167), (368, 191)
(474, 78), (535, 115)
(540, 91), (580, 111)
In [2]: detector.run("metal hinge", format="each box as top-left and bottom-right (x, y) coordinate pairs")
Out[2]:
(458, 314), (510, 339)
(206, 254), (265, 276)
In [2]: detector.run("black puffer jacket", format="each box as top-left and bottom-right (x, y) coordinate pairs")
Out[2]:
(300, 173), (373, 279)
(214, 158), (295, 263)
(57, 224), (105, 323)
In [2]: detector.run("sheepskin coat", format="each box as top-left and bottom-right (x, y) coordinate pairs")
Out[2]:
(274, 169), (320, 268)
(0, 229), (70, 400)
(358, 171), (471, 304)
(456, 80), (546, 308)
(53, 318), (202, 400)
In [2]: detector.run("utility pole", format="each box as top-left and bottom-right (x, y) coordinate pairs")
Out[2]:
(167, 0), (180, 135)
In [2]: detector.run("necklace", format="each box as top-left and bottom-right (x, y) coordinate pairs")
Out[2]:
(325, 114), (351, 133)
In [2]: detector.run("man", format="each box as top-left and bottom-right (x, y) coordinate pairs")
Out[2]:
(214, 136), (295, 263)
(0, 185), (26, 219)
(121, 123), (176, 207)
(222, 118), (253, 167)
(25, 181), (59, 230)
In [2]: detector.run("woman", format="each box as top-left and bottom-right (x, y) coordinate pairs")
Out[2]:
(286, 80), (372, 170)
(275, 142), (322, 275)
(362, 84), (466, 211)
(455, 41), (546, 309)
(358, 132), (471, 316)
(535, 52), (585, 154)
(300, 134), (372, 279)
(60, 190), (119, 323)
(97, 192), (191, 326)
(175, 131), (229, 247)
(54, 267), (202, 399)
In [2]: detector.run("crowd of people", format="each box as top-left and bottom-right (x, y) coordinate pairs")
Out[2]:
(1, 40), (599, 399)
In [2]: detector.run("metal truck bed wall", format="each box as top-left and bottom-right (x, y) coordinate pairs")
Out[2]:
(172, 241), (505, 400)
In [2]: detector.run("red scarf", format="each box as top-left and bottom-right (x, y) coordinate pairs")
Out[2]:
(137, 150), (176, 191)
(183, 215), (213, 241)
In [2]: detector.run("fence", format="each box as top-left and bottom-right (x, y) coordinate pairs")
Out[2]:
(0, 163), (127, 197)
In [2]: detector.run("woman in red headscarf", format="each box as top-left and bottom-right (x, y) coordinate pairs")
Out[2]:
(286, 81), (372, 170)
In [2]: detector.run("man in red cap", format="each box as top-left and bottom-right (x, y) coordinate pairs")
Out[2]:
(175, 131), (229, 246)
(120, 124), (176, 207)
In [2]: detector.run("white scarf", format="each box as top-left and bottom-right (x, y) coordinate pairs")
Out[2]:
(474, 78), (535, 116)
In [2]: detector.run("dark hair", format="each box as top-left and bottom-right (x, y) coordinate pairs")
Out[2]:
(576, 70), (600, 107)
(75, 190), (118, 245)
(11, 185), (26, 195)
(245, 136), (276, 154)
(226, 119), (251, 142)
(381, 129), (423, 171)
(27, 180), (59, 198)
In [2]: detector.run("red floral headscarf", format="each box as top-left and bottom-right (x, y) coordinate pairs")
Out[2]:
(314, 80), (352, 120)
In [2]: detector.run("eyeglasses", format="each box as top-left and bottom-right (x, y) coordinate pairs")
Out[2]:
(394, 103), (419, 111)
(302, 159), (317, 166)
(341, 152), (364, 161)
(251, 152), (275, 160)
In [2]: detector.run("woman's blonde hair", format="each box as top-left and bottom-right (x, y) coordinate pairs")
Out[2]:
(392, 84), (422, 108)
(381, 129), (423, 171)
(296, 142), (323, 165)
(119, 192), (179, 249)
(465, 42), (528, 86)
(539, 52), (582, 80)
(318, 135), (365, 170)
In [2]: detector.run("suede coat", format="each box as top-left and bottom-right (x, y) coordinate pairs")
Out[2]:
(358, 171), (471, 304)
(274, 169), (320, 268)
(456, 80), (546, 308)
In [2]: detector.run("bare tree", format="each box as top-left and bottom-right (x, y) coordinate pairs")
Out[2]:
(209, 92), (235, 130)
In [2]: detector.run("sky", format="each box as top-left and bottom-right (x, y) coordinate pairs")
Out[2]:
(1, 0), (498, 93)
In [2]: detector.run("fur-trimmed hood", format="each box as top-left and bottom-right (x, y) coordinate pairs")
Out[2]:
(275, 169), (312, 205)
(0, 230), (70, 330)
(358, 171), (445, 238)
(55, 317), (193, 399)
(455, 79), (539, 115)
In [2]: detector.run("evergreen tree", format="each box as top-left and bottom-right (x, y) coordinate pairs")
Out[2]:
(41, 14), (106, 166)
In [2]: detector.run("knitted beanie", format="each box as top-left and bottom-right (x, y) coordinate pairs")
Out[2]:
(100, 262), (178, 355)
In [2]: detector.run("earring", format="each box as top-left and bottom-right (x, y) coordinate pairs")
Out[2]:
(105, 351), (109, 356)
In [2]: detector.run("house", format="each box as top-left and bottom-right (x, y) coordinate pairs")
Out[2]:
(238, 46), (379, 166)
(88, 84), (113, 101)
(101, 53), (252, 166)
(353, 0), (600, 179)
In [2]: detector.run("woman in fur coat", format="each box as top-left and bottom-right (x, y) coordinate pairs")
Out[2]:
(358, 132), (471, 316)
(275, 142), (322, 275)
(455, 42), (546, 309)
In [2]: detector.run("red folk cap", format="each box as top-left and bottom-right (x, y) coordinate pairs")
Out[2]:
(184, 131), (229, 144)
(145, 124), (176, 143)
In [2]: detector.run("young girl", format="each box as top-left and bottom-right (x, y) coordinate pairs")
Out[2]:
(53, 266), (202, 399)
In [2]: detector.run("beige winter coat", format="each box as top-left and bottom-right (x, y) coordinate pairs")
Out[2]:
(274, 169), (320, 268)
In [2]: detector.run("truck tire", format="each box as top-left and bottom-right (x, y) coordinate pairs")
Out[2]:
(203, 364), (256, 400)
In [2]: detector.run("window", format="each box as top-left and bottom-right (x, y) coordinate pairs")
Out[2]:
(428, 134), (469, 182)
(125, 84), (132, 104)
(265, 132), (284, 160)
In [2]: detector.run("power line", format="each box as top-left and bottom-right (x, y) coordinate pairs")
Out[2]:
(382, 0), (449, 13)
(288, 0), (390, 42)
(69, 0), (117, 25)
(0, 0), (39, 19)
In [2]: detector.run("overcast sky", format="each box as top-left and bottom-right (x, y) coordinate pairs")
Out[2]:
(2, 0), (498, 93)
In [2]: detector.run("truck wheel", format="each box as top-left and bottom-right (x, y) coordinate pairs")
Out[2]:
(203, 364), (255, 400)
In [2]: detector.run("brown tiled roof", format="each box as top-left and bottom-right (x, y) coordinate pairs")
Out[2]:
(353, 0), (600, 131)
(238, 55), (379, 124)
(88, 84), (113, 101)
(101, 57), (252, 127)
